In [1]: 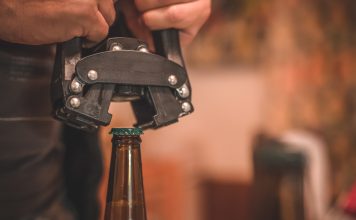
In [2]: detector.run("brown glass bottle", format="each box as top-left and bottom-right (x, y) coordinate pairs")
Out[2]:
(105, 128), (147, 220)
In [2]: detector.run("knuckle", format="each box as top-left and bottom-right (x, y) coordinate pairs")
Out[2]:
(142, 13), (152, 27)
(202, 9), (210, 22)
(206, 3), (212, 17)
(98, 23), (109, 39)
(167, 5), (184, 24)
(201, 1), (212, 21)
(78, 2), (98, 19)
(108, 11), (116, 26)
(71, 26), (86, 38)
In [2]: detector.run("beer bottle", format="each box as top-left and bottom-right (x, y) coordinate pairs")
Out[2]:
(105, 128), (147, 220)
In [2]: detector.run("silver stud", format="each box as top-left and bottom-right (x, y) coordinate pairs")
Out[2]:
(88, 70), (98, 81)
(168, 75), (178, 86)
(70, 79), (83, 94)
(181, 102), (192, 113)
(177, 84), (190, 98)
(137, 45), (149, 53)
(70, 97), (81, 108)
(111, 44), (122, 51)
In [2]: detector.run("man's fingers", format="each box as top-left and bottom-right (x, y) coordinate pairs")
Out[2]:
(120, 0), (211, 48)
(119, 0), (154, 50)
(142, 0), (209, 30)
(134, 0), (193, 12)
(98, 0), (116, 25)
(85, 10), (109, 43)
(142, 4), (192, 30)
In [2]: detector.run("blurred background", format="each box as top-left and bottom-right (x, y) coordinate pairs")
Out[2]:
(100, 0), (355, 219)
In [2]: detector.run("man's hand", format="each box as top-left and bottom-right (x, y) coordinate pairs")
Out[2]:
(120, 0), (211, 48)
(0, 0), (115, 45)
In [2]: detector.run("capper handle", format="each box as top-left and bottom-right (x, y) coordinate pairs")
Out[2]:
(131, 29), (193, 129)
(152, 29), (192, 98)
(153, 29), (186, 68)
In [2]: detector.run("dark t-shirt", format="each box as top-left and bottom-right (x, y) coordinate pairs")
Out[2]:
(0, 42), (102, 220)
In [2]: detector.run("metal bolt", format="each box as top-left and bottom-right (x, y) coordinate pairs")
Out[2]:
(70, 97), (81, 108)
(177, 84), (190, 98)
(168, 75), (178, 86)
(111, 44), (122, 51)
(70, 79), (83, 94)
(137, 45), (149, 53)
(88, 70), (98, 81)
(181, 102), (192, 113)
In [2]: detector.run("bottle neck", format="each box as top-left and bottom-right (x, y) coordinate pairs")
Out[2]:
(112, 135), (142, 148)
(106, 134), (147, 220)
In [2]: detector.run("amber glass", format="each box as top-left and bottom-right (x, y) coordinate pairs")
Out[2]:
(105, 130), (147, 220)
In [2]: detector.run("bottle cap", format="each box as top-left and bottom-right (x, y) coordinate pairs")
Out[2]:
(110, 128), (143, 136)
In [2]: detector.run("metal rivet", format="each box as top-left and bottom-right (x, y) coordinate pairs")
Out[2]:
(168, 75), (178, 86)
(181, 102), (192, 113)
(70, 79), (83, 94)
(111, 44), (122, 51)
(70, 97), (81, 108)
(177, 85), (190, 98)
(88, 70), (98, 81)
(137, 45), (149, 53)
